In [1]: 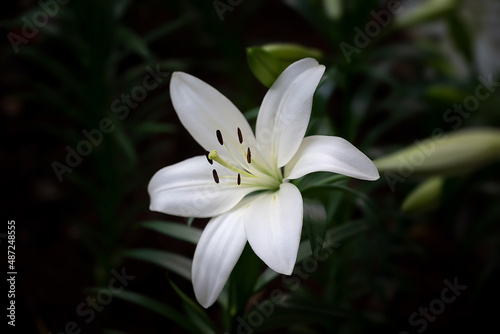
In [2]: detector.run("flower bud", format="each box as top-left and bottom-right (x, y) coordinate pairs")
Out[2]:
(401, 177), (444, 213)
(322, 0), (343, 20)
(246, 44), (323, 87)
(374, 128), (500, 177)
(394, 0), (457, 29)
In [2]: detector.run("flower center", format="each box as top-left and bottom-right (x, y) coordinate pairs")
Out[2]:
(206, 128), (282, 189)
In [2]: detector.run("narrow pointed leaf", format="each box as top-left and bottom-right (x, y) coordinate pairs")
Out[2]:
(111, 290), (200, 333)
(140, 221), (202, 244)
(253, 220), (366, 292)
(168, 278), (218, 334)
(124, 248), (191, 280)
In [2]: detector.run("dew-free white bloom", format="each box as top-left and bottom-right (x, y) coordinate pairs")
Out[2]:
(148, 58), (379, 308)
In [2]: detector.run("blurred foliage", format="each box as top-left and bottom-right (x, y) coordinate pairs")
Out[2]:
(2, 0), (500, 333)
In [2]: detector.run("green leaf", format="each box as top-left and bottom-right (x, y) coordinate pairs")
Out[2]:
(447, 11), (473, 62)
(143, 13), (197, 44)
(112, 123), (137, 165)
(111, 290), (200, 333)
(140, 221), (202, 244)
(113, 0), (134, 19)
(17, 47), (84, 98)
(115, 25), (153, 61)
(303, 199), (327, 256)
(257, 297), (363, 331)
(254, 220), (366, 292)
(227, 244), (263, 332)
(132, 122), (176, 142)
(168, 277), (218, 334)
(124, 248), (192, 280)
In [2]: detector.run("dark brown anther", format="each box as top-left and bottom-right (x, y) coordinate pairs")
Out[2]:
(205, 151), (213, 165)
(246, 147), (252, 164)
(237, 173), (241, 185)
(237, 127), (243, 144)
(212, 169), (219, 184)
(216, 130), (224, 145)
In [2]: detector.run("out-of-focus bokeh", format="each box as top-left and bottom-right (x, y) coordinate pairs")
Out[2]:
(1, 0), (500, 333)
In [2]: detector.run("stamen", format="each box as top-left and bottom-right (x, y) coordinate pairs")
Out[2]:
(216, 130), (224, 145)
(237, 173), (241, 185)
(247, 147), (252, 164)
(212, 169), (219, 184)
(205, 151), (213, 165)
(237, 127), (243, 144)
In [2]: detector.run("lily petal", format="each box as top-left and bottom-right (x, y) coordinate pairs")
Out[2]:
(284, 136), (380, 181)
(244, 183), (303, 275)
(255, 58), (325, 168)
(192, 203), (248, 308)
(170, 72), (257, 164)
(148, 156), (258, 218)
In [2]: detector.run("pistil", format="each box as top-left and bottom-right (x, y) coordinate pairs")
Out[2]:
(208, 150), (253, 177)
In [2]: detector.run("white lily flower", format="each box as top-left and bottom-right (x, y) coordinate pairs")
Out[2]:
(148, 58), (379, 308)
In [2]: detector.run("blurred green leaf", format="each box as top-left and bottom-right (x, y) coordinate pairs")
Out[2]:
(425, 84), (467, 102)
(303, 199), (327, 256)
(447, 10), (473, 62)
(111, 290), (200, 333)
(113, 0), (134, 19)
(115, 25), (153, 61)
(144, 13), (197, 44)
(256, 297), (360, 332)
(112, 123), (138, 164)
(17, 47), (85, 99)
(254, 220), (365, 292)
(140, 221), (202, 244)
(132, 122), (176, 142)
(168, 278), (218, 334)
(227, 244), (262, 331)
(124, 249), (192, 280)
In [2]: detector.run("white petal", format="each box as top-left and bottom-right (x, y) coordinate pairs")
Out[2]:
(170, 72), (256, 164)
(244, 183), (303, 275)
(284, 136), (380, 181)
(192, 203), (248, 308)
(148, 156), (258, 218)
(255, 58), (325, 168)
